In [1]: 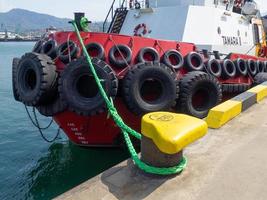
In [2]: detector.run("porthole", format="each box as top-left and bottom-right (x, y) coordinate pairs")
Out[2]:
(217, 27), (221, 35)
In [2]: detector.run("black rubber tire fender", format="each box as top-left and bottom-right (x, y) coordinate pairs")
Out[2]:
(234, 58), (248, 76)
(221, 59), (236, 79)
(57, 40), (79, 64)
(204, 59), (222, 78)
(162, 49), (184, 70)
(37, 95), (67, 117)
(12, 57), (21, 101)
(137, 47), (160, 63)
(135, 2), (141, 9)
(109, 44), (132, 68)
(41, 40), (57, 59)
(122, 62), (178, 116)
(32, 40), (43, 53)
(184, 52), (204, 71)
(177, 71), (222, 118)
(247, 59), (257, 76)
(254, 72), (267, 85)
(16, 53), (58, 106)
(84, 42), (105, 60)
(256, 60), (266, 73)
(59, 57), (118, 116)
(264, 61), (267, 72)
(222, 84), (251, 93)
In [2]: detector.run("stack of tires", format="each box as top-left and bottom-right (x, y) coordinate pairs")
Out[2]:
(13, 38), (267, 119)
(12, 52), (66, 117)
(13, 39), (119, 117)
(108, 47), (222, 119)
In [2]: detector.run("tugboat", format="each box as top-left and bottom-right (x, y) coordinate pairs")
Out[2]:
(12, 0), (267, 147)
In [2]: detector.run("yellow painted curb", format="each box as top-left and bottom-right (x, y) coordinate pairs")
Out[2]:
(206, 100), (242, 129)
(247, 85), (267, 102)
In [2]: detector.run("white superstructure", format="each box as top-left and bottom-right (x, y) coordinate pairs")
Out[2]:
(117, 0), (263, 56)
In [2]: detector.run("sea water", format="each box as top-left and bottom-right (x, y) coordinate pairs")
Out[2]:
(0, 42), (128, 200)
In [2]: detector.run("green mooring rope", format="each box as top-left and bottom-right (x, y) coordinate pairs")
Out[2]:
(71, 20), (187, 175)
(80, 17), (90, 32)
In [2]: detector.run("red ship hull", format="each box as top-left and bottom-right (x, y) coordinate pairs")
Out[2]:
(48, 31), (262, 147)
(13, 29), (267, 147)
(53, 99), (140, 146)
(51, 31), (196, 146)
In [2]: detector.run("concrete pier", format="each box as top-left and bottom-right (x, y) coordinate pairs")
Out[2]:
(55, 100), (267, 200)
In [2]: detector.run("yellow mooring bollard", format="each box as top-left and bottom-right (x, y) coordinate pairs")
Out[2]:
(141, 112), (208, 169)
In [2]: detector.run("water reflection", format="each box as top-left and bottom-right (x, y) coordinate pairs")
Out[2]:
(23, 142), (128, 200)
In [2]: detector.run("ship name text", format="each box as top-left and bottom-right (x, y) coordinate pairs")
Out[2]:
(222, 36), (242, 46)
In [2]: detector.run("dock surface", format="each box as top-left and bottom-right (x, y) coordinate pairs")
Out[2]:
(55, 100), (267, 200)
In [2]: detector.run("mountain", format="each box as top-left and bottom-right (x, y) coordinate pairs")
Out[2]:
(0, 8), (71, 33)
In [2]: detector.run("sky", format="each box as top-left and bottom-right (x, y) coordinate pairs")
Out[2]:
(0, 0), (116, 21)
(0, 0), (267, 21)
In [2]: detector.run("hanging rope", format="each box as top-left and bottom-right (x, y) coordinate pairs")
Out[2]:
(24, 105), (60, 143)
(109, 36), (132, 76)
(71, 20), (187, 175)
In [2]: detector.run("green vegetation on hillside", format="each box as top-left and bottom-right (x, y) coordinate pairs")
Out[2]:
(0, 8), (104, 34)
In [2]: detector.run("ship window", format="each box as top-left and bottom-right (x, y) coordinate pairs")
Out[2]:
(217, 27), (221, 35)
(237, 30), (240, 36)
(233, 6), (242, 14)
(245, 32), (247, 37)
